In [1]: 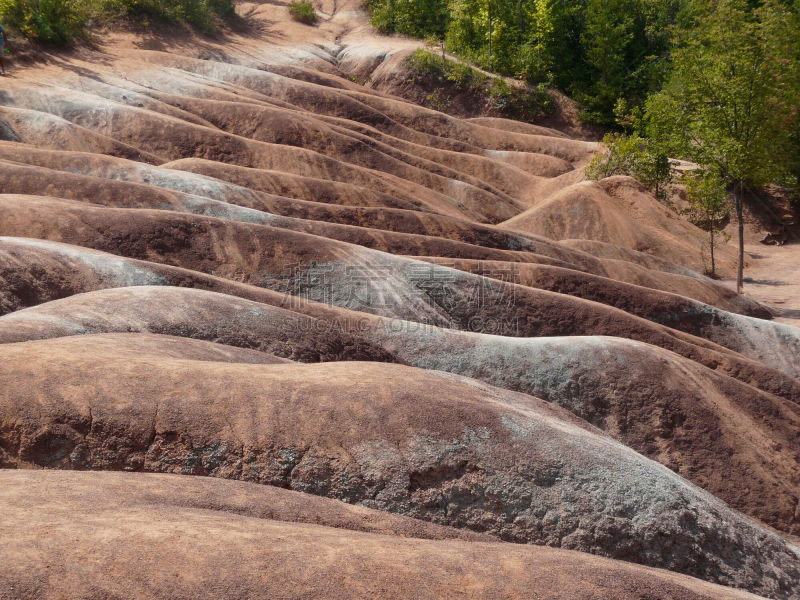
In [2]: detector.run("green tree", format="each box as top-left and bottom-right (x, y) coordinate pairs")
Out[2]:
(643, 0), (796, 293)
(444, 0), (484, 61)
(529, 0), (587, 89)
(782, 0), (800, 196)
(367, 0), (449, 37)
(586, 132), (671, 200)
(682, 170), (730, 277)
(578, 0), (677, 123)
(580, 0), (636, 122)
(516, 0), (559, 81)
(446, 0), (521, 73)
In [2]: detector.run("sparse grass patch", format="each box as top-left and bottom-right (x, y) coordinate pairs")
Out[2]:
(486, 78), (551, 123)
(406, 49), (551, 122)
(408, 48), (484, 90)
(288, 0), (315, 25)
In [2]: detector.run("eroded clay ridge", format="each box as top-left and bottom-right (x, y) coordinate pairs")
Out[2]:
(0, 1), (799, 599)
(2, 334), (799, 599)
(0, 470), (768, 600)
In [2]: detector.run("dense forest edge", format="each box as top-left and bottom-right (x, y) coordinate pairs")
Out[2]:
(368, 0), (800, 283)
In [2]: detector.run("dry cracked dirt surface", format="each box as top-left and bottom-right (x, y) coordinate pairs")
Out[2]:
(0, 1), (799, 599)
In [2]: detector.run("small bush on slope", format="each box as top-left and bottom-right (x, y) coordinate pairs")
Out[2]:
(288, 0), (315, 24)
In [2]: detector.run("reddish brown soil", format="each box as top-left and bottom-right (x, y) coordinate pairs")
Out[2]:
(0, 470), (767, 600)
(0, 1), (798, 598)
(723, 243), (800, 328)
(1, 334), (799, 599)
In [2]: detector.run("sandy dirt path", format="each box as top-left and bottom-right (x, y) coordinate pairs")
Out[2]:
(723, 243), (800, 327)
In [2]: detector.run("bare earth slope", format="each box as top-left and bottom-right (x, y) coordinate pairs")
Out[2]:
(0, 470), (767, 600)
(1, 335), (798, 599)
(0, 1), (798, 598)
(1, 286), (799, 534)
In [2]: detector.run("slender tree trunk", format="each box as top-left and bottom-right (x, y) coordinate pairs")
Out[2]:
(708, 210), (716, 277)
(488, 0), (493, 63)
(735, 179), (744, 294)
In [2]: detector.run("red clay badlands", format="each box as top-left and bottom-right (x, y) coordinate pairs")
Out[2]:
(0, 1), (798, 599)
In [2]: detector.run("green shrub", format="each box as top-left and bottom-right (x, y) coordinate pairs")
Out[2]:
(0, 0), (235, 43)
(487, 78), (551, 122)
(288, 0), (315, 24)
(0, 0), (87, 44)
(101, 0), (235, 32)
(446, 59), (483, 90)
(408, 49), (483, 89)
(207, 0), (234, 18)
(407, 50), (551, 121)
(586, 133), (672, 201)
(407, 48), (444, 78)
